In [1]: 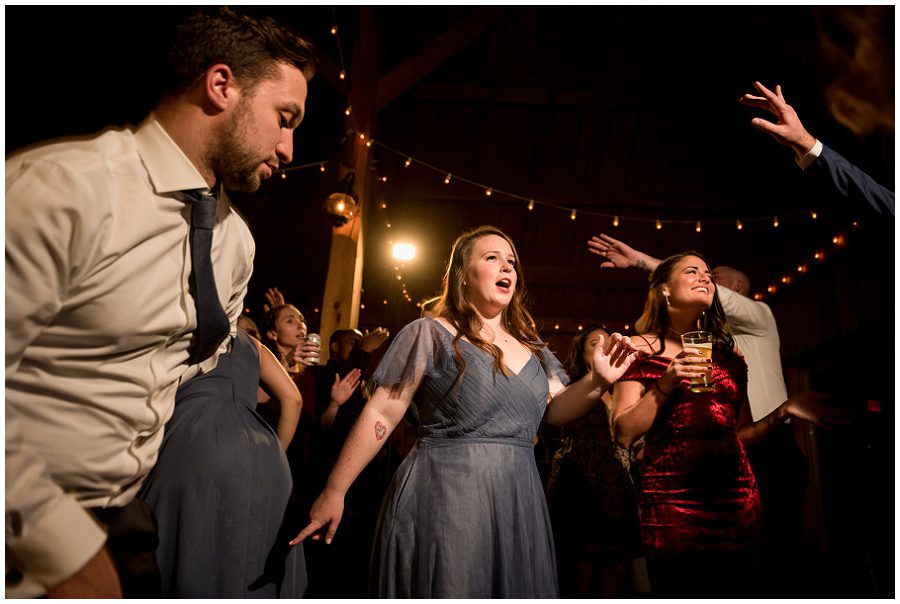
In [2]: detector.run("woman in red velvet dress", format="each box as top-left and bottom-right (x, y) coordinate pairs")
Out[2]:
(611, 251), (838, 596)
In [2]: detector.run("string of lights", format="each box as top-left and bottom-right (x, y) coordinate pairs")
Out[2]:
(364, 135), (822, 228)
(318, 16), (852, 317)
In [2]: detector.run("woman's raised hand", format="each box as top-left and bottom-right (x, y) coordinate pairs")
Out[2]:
(591, 332), (639, 389)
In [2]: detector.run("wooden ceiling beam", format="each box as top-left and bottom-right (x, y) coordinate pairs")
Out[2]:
(376, 7), (514, 110)
(314, 51), (344, 94)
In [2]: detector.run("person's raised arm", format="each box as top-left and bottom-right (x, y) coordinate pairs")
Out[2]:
(256, 338), (302, 450)
(715, 286), (774, 336)
(262, 287), (286, 314)
(739, 81), (816, 158)
(587, 234), (661, 273)
(320, 369), (362, 429)
(290, 380), (416, 545)
(740, 81), (894, 216)
(544, 333), (637, 426)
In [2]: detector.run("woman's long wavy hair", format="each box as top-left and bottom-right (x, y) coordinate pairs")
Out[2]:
(431, 226), (544, 383)
(262, 303), (306, 367)
(635, 250), (736, 357)
(564, 324), (609, 382)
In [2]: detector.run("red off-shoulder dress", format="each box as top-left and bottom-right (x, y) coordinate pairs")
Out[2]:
(619, 351), (761, 557)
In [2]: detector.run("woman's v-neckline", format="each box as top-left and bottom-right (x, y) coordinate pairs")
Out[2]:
(430, 318), (537, 378)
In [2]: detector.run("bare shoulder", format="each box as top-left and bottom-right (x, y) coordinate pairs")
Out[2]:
(629, 333), (659, 354)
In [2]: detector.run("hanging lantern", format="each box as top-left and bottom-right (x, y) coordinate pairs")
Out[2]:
(323, 172), (359, 227)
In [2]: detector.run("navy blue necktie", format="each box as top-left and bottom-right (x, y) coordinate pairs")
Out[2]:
(184, 190), (230, 364)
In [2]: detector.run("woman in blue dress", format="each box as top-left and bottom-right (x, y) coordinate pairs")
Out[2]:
(292, 226), (638, 597)
(139, 329), (307, 597)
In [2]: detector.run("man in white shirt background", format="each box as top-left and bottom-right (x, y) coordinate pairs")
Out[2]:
(6, 7), (316, 598)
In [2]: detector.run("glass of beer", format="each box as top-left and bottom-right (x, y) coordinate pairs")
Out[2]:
(681, 331), (714, 393)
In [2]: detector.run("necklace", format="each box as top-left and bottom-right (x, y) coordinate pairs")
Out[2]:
(481, 325), (511, 344)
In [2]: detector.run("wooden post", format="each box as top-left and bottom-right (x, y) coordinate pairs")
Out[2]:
(319, 7), (379, 363)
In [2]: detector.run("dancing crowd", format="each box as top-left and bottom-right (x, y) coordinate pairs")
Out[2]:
(6, 6), (891, 600)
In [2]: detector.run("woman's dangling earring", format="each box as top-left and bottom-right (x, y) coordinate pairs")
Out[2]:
(664, 291), (671, 306)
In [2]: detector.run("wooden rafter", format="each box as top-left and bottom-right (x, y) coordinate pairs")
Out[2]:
(375, 6), (514, 110)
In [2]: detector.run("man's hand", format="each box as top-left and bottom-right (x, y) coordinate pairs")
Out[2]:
(262, 287), (286, 313)
(47, 546), (123, 598)
(739, 81), (816, 158)
(360, 327), (390, 353)
(587, 234), (660, 272)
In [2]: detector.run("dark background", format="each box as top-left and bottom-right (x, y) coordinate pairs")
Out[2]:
(6, 5), (894, 596)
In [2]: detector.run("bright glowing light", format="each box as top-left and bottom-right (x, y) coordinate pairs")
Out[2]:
(392, 243), (416, 261)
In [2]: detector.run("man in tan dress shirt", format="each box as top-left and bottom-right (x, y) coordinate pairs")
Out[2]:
(6, 8), (316, 597)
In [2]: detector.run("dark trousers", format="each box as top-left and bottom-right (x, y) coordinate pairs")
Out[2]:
(89, 497), (161, 598)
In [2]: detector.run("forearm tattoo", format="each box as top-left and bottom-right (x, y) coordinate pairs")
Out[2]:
(635, 259), (651, 272)
(374, 421), (387, 441)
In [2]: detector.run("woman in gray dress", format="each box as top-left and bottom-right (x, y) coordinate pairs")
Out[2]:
(292, 226), (638, 597)
(139, 330), (307, 597)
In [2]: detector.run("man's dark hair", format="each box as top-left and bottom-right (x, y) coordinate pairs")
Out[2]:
(330, 329), (361, 348)
(164, 6), (317, 96)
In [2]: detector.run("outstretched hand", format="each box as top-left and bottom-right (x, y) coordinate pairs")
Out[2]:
(331, 368), (362, 406)
(739, 81), (816, 157)
(591, 332), (639, 390)
(587, 234), (659, 272)
(785, 391), (854, 429)
(290, 488), (345, 546)
(263, 287), (286, 313)
(360, 327), (390, 352)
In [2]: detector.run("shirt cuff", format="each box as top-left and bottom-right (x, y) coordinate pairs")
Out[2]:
(795, 139), (823, 170)
(6, 496), (108, 597)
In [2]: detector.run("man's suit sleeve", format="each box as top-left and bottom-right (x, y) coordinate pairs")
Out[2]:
(809, 144), (895, 216)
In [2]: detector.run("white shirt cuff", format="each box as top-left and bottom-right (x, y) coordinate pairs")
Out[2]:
(6, 496), (108, 597)
(795, 139), (823, 170)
